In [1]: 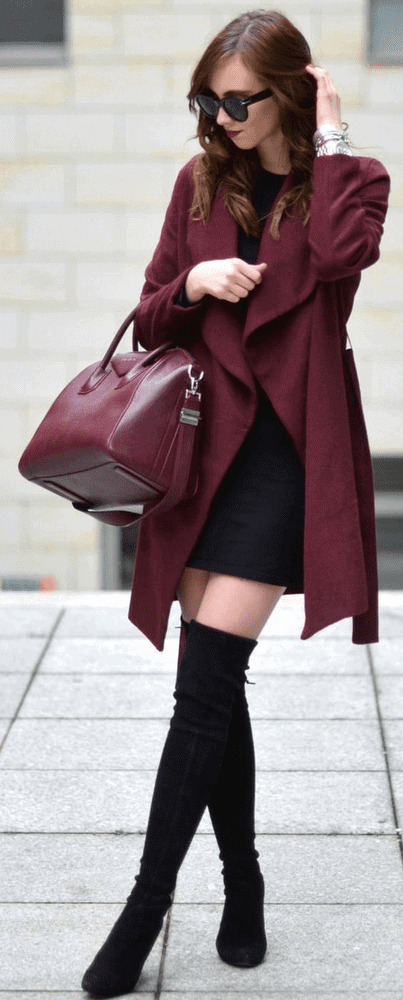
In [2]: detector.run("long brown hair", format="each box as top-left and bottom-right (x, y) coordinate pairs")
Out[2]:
(187, 10), (319, 241)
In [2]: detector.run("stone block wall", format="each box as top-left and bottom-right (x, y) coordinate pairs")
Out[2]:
(0, 0), (402, 590)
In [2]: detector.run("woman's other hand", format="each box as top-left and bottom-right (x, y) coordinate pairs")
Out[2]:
(185, 259), (267, 304)
(305, 64), (342, 131)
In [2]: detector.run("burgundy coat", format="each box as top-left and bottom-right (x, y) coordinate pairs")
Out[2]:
(128, 152), (390, 650)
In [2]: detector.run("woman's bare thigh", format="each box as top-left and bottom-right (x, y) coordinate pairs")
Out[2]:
(177, 566), (286, 640)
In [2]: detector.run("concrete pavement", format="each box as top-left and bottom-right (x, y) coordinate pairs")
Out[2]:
(1, 589), (403, 999)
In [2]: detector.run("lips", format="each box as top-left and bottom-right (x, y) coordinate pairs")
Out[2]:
(225, 130), (242, 138)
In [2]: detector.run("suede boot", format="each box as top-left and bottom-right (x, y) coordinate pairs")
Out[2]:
(179, 617), (267, 968)
(81, 619), (256, 998)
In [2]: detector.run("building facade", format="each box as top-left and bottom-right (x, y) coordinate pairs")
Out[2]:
(0, 0), (402, 591)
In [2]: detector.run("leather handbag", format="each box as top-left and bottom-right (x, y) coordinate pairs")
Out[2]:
(18, 306), (204, 528)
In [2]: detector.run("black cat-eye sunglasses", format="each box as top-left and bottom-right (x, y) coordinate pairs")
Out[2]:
(195, 87), (274, 123)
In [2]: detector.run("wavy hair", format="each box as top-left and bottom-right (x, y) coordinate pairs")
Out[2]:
(187, 10), (321, 241)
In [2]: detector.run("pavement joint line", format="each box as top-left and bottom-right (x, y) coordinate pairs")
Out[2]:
(0, 608), (65, 757)
(365, 641), (403, 869)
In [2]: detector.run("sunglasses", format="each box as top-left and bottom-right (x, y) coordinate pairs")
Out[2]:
(195, 87), (274, 123)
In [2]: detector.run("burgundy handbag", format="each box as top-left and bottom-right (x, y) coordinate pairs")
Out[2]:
(18, 306), (204, 528)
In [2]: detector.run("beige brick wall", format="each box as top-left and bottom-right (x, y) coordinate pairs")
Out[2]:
(0, 1), (402, 590)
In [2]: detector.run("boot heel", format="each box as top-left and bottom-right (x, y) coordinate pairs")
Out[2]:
(216, 871), (267, 968)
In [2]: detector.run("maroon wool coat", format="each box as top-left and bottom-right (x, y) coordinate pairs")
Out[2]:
(128, 152), (390, 651)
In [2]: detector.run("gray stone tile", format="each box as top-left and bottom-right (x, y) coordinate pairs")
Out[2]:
(0, 720), (9, 742)
(251, 638), (368, 674)
(0, 770), (158, 832)
(253, 719), (385, 770)
(371, 639), (403, 674)
(163, 903), (403, 992)
(40, 636), (180, 673)
(390, 772), (403, 830)
(260, 602), (351, 639)
(0, 903), (163, 991)
(3, 830), (402, 907)
(383, 721), (403, 770)
(55, 607), (141, 638)
(1, 769), (391, 836)
(160, 995), (403, 1000)
(0, 638), (47, 672)
(3, 718), (384, 773)
(253, 771), (395, 834)
(377, 676), (403, 718)
(19, 673), (176, 718)
(379, 610), (403, 638)
(0, 995), (154, 1000)
(0, 719), (170, 769)
(0, 607), (60, 637)
(0, 674), (30, 717)
(245, 674), (377, 719)
(175, 833), (403, 904)
(0, 832), (146, 903)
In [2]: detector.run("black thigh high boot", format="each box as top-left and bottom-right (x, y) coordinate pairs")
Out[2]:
(180, 616), (266, 968)
(81, 619), (257, 998)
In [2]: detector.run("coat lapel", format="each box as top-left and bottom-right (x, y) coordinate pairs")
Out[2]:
(186, 170), (318, 392)
(243, 171), (317, 348)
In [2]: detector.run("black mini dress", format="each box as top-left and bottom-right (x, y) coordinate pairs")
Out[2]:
(184, 167), (305, 590)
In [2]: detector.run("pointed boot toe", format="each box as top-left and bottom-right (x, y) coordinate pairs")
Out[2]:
(81, 902), (166, 998)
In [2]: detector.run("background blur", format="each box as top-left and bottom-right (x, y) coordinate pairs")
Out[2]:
(0, 0), (402, 594)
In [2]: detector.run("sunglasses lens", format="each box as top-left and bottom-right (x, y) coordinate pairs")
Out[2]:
(196, 95), (218, 118)
(224, 99), (246, 122)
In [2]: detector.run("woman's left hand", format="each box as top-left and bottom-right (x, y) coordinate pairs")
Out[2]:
(305, 64), (342, 131)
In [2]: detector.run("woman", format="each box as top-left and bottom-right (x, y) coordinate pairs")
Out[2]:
(82, 10), (390, 998)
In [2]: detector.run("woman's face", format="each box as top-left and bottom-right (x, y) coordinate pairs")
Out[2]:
(208, 52), (288, 167)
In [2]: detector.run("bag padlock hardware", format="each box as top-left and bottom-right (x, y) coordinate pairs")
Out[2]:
(186, 364), (204, 398)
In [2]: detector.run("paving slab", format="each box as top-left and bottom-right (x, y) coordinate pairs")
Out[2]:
(0, 607), (61, 637)
(253, 771), (395, 834)
(371, 639), (403, 674)
(252, 719), (385, 770)
(0, 718), (170, 770)
(0, 717), (385, 772)
(0, 674), (30, 718)
(0, 770), (394, 835)
(378, 611), (403, 638)
(175, 832), (403, 905)
(257, 604), (351, 639)
(54, 607), (145, 638)
(0, 902), (163, 991)
(0, 832), (146, 903)
(39, 636), (180, 673)
(163, 903), (403, 992)
(389, 772), (403, 829)
(2, 831), (402, 906)
(383, 720), (403, 770)
(245, 674), (377, 719)
(0, 995), (154, 1000)
(0, 638), (47, 672)
(160, 994), (403, 1000)
(0, 720), (9, 743)
(377, 676), (403, 717)
(0, 770), (159, 832)
(251, 638), (368, 674)
(19, 673), (176, 719)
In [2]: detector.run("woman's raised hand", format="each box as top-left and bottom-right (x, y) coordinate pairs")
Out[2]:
(185, 259), (267, 304)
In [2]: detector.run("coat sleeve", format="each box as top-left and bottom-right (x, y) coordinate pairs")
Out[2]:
(133, 159), (208, 351)
(308, 155), (390, 281)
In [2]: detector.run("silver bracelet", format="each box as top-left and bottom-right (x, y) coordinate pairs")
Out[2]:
(313, 121), (353, 157)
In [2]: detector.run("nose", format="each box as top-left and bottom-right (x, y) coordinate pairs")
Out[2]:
(216, 107), (234, 128)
